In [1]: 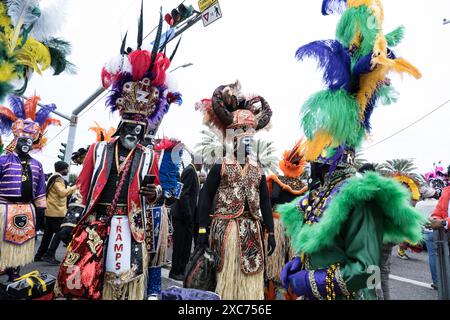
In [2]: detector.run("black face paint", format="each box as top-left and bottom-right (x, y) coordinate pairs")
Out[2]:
(119, 123), (144, 150)
(15, 137), (33, 155)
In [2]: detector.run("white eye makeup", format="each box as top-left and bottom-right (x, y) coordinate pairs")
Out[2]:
(134, 125), (142, 135)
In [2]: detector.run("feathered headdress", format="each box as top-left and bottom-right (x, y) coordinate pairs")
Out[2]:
(279, 139), (307, 178)
(89, 122), (116, 142)
(392, 174), (420, 201)
(296, 0), (421, 164)
(0, 94), (61, 151)
(102, 1), (182, 136)
(0, 0), (75, 101)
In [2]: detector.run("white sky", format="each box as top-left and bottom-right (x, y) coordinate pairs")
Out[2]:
(8, 0), (450, 175)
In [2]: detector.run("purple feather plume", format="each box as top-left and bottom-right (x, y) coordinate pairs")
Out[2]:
(0, 115), (13, 135)
(35, 103), (57, 126)
(321, 0), (347, 15)
(296, 40), (351, 91)
(7, 95), (25, 119)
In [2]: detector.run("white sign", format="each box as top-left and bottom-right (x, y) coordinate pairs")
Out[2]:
(106, 216), (131, 274)
(202, 2), (222, 27)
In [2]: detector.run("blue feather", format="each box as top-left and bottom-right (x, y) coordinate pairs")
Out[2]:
(362, 92), (379, 131)
(7, 95), (25, 119)
(296, 40), (351, 91)
(0, 115), (13, 135)
(159, 149), (182, 194)
(321, 0), (347, 15)
(35, 103), (57, 126)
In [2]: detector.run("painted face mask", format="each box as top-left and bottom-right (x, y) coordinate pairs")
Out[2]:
(16, 137), (33, 155)
(119, 123), (144, 150)
(233, 133), (253, 164)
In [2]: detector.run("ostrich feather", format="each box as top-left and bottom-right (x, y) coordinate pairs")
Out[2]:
(44, 38), (76, 75)
(41, 117), (60, 132)
(295, 40), (351, 91)
(7, 95), (24, 119)
(321, 0), (347, 15)
(34, 103), (56, 126)
(386, 26), (405, 47)
(23, 94), (39, 119)
(29, 0), (68, 41)
(6, 0), (40, 28)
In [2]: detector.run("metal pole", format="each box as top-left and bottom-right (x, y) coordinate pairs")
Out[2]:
(64, 86), (105, 165)
(435, 229), (450, 300)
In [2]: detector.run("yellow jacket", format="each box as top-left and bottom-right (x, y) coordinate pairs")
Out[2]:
(45, 174), (77, 218)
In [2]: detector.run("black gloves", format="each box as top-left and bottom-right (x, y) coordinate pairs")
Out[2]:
(267, 234), (276, 256)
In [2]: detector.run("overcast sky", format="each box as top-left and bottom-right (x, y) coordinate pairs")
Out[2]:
(9, 0), (450, 175)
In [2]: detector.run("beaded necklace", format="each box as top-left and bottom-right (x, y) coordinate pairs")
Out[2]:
(302, 168), (355, 225)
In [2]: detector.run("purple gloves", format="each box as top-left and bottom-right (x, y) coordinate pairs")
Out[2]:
(281, 257), (302, 289)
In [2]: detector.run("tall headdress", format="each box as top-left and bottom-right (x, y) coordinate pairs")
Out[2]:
(392, 174), (420, 202)
(295, 0), (421, 168)
(102, 1), (182, 137)
(195, 80), (273, 136)
(0, 0), (75, 101)
(0, 94), (61, 151)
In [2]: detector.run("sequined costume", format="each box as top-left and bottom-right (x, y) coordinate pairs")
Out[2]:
(0, 95), (60, 273)
(56, 3), (183, 300)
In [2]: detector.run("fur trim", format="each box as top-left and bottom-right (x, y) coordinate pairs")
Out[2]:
(279, 172), (426, 255)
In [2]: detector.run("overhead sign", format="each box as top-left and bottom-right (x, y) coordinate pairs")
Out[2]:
(202, 2), (222, 27)
(198, 0), (217, 12)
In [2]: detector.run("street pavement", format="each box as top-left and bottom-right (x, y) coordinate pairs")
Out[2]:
(0, 238), (439, 300)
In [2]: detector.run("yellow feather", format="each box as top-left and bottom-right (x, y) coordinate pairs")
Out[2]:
(305, 131), (334, 161)
(392, 58), (422, 79)
(14, 37), (51, 74)
(357, 64), (389, 118)
(347, 0), (384, 26)
(0, 62), (16, 82)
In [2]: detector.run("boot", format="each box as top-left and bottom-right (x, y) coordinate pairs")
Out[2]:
(6, 267), (20, 283)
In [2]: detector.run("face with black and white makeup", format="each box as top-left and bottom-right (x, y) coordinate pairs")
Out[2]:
(15, 137), (33, 155)
(119, 123), (144, 150)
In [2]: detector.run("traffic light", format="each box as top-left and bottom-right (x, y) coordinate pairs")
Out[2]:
(164, 3), (195, 27)
(58, 143), (67, 161)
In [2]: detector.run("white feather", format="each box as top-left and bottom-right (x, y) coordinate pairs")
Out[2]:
(7, 0), (40, 27)
(104, 55), (132, 74)
(29, 0), (68, 41)
(165, 73), (179, 92)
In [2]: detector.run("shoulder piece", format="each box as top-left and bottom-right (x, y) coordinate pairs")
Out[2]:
(278, 172), (427, 255)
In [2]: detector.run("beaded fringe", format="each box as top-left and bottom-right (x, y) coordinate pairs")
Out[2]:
(0, 205), (35, 269)
(215, 222), (264, 300)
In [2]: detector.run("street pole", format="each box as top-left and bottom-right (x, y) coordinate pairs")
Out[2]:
(435, 229), (450, 300)
(63, 12), (203, 170)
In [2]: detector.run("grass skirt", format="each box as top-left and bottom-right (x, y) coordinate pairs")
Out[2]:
(102, 242), (148, 300)
(0, 204), (35, 269)
(215, 222), (264, 300)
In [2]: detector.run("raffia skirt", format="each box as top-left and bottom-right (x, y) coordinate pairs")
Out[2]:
(215, 222), (264, 300)
(0, 204), (35, 269)
(102, 242), (148, 300)
(265, 216), (286, 283)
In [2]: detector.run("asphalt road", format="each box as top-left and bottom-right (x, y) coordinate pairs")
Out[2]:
(0, 238), (440, 300)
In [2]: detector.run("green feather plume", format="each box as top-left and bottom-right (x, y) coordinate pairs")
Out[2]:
(44, 38), (76, 75)
(301, 89), (364, 148)
(385, 26), (405, 47)
(336, 6), (380, 64)
(377, 85), (399, 106)
(279, 172), (427, 255)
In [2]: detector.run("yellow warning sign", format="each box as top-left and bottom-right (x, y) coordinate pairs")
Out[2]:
(198, 0), (218, 12)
